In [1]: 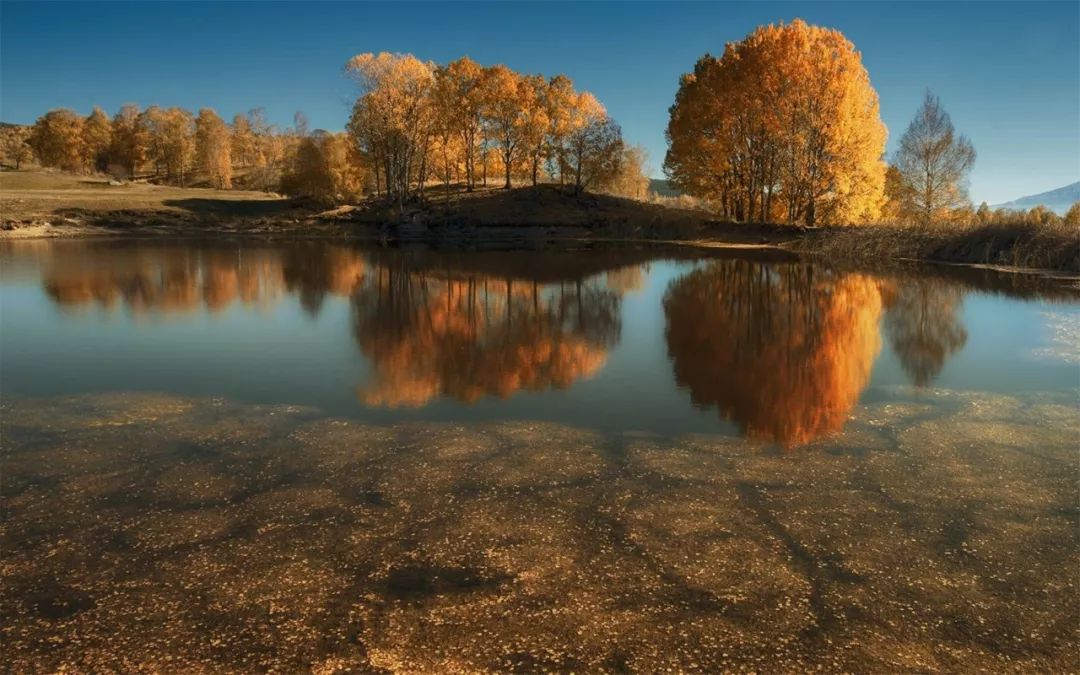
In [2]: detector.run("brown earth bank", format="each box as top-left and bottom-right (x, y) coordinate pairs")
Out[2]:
(2, 170), (1077, 274)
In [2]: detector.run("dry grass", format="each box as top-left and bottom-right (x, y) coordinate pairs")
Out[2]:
(0, 169), (294, 222)
(792, 220), (1080, 274)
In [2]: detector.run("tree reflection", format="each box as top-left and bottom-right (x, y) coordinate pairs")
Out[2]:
(352, 260), (622, 407)
(39, 244), (364, 315)
(664, 261), (883, 447)
(882, 280), (967, 387)
(281, 244), (367, 318)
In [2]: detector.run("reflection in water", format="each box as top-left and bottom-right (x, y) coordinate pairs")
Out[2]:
(39, 243), (365, 314)
(352, 259), (622, 406)
(664, 261), (883, 447)
(19, 239), (1076, 440)
(282, 244), (367, 317)
(883, 280), (968, 387)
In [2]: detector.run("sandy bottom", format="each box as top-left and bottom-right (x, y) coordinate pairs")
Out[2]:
(2, 389), (1077, 673)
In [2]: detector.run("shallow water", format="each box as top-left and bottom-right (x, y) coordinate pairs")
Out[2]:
(1, 239), (1078, 671)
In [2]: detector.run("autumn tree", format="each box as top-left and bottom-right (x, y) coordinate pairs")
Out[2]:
(281, 131), (365, 203)
(1064, 202), (1080, 227)
(545, 75), (577, 185)
(564, 93), (623, 194)
(601, 144), (650, 199)
(0, 126), (33, 169)
(29, 109), (86, 172)
(346, 52), (435, 205)
(83, 107), (112, 173)
(245, 108), (284, 192)
(195, 108), (232, 189)
(109, 104), (147, 178)
(482, 64), (532, 189)
(520, 75), (550, 186)
(142, 106), (195, 184)
(893, 92), (976, 225)
(231, 113), (256, 167)
(437, 57), (486, 191)
(665, 20), (888, 226)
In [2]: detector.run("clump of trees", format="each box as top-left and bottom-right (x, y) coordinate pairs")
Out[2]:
(17, 104), (295, 191)
(885, 91), (1080, 228)
(12, 56), (637, 206)
(345, 52), (629, 204)
(665, 20), (888, 226)
(280, 130), (365, 202)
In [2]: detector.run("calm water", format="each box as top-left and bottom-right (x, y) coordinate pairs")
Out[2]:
(2, 238), (1078, 671)
(2, 239), (1077, 441)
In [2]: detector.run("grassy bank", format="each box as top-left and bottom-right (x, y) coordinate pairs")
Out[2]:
(793, 219), (1079, 275)
(2, 169), (1076, 273)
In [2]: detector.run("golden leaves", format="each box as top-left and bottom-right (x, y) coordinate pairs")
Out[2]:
(665, 20), (888, 226)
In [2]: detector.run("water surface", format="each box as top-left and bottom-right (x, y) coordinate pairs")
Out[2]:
(2, 239), (1077, 671)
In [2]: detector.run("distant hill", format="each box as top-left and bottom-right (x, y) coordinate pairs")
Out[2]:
(992, 182), (1079, 215)
(649, 179), (680, 198)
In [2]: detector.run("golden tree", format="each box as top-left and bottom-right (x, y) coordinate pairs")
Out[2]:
(1064, 202), (1080, 227)
(195, 108), (232, 189)
(481, 64), (531, 189)
(230, 113), (257, 167)
(544, 74), (578, 185)
(564, 93), (623, 194)
(665, 20), (887, 225)
(109, 104), (147, 178)
(83, 107), (112, 173)
(142, 106), (195, 185)
(600, 144), (650, 199)
(29, 109), (86, 172)
(436, 57), (486, 191)
(520, 75), (550, 186)
(0, 125), (33, 169)
(281, 131), (365, 203)
(346, 52), (436, 204)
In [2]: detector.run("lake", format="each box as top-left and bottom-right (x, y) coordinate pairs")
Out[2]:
(2, 238), (1078, 671)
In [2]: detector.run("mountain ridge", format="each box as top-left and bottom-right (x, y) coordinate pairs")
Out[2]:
(992, 182), (1078, 215)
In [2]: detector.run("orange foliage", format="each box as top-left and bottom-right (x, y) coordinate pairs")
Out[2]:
(665, 20), (887, 225)
(664, 261), (883, 447)
(353, 266), (619, 407)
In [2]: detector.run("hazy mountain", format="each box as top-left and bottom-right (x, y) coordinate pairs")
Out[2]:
(992, 182), (1079, 215)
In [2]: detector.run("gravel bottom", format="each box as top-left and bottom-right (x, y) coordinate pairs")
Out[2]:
(1, 389), (1077, 673)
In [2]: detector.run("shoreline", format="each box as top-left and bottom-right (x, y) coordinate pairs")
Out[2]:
(4, 217), (1077, 284)
(2, 175), (1076, 278)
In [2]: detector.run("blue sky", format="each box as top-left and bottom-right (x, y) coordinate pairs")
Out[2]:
(2, 1), (1077, 204)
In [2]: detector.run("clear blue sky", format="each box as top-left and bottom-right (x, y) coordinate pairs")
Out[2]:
(2, 1), (1077, 204)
